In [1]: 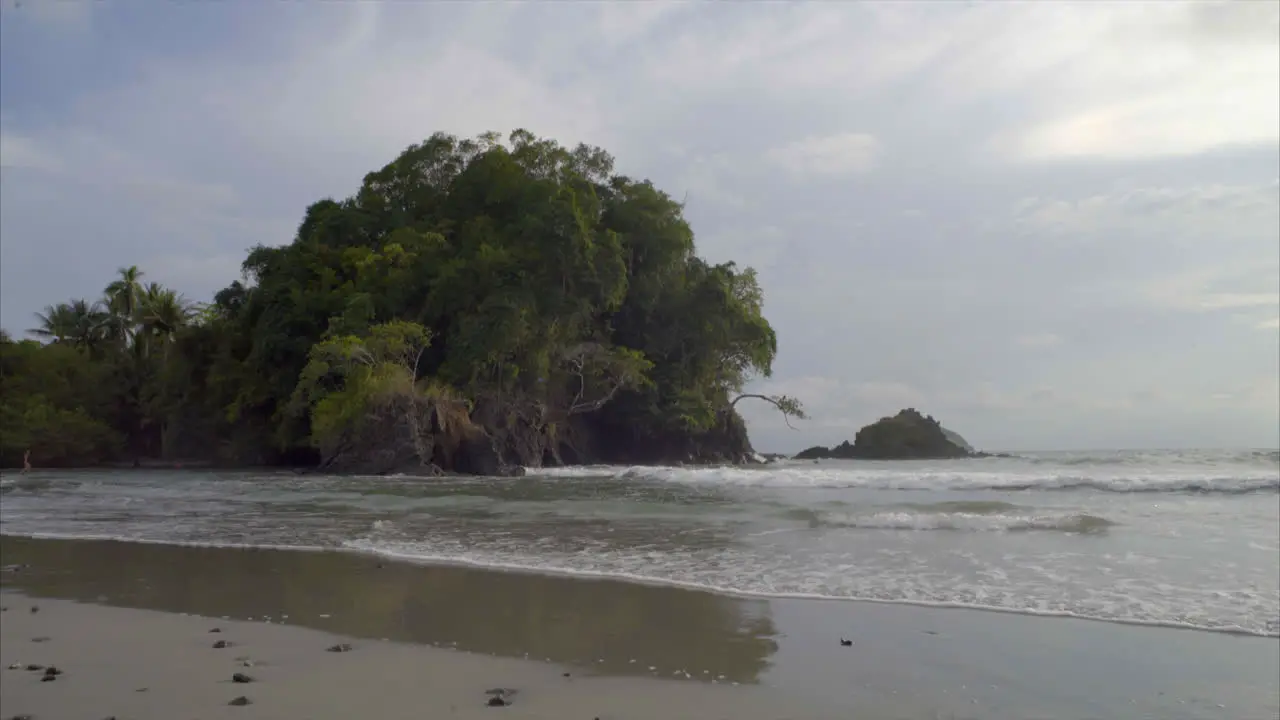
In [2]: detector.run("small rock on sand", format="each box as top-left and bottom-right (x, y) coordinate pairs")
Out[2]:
(209, 628), (222, 633)
(231, 672), (254, 684)
(24, 664), (45, 672)
(326, 643), (353, 653)
(228, 696), (252, 706)
(30, 637), (50, 643)
(213, 640), (230, 649)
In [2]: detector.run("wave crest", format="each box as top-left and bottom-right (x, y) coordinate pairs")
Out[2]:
(781, 506), (1116, 534)
(525, 464), (1279, 494)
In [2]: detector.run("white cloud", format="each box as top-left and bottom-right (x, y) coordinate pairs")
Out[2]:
(766, 133), (880, 177)
(1258, 317), (1280, 331)
(1012, 181), (1280, 237)
(4, 2), (1278, 452)
(1140, 263), (1280, 316)
(993, 3), (1279, 162)
(0, 130), (61, 172)
(631, 4), (1278, 164)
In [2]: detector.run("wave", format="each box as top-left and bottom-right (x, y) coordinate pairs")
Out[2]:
(525, 464), (1280, 494)
(3, 530), (1272, 638)
(779, 506), (1117, 534)
(1006, 449), (1280, 467)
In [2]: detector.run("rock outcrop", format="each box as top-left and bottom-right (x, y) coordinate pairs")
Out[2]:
(314, 385), (758, 476)
(315, 391), (519, 477)
(792, 409), (972, 460)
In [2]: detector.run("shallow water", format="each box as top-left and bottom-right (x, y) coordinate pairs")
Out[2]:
(2, 448), (1278, 636)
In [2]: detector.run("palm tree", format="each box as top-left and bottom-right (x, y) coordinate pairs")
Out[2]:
(137, 282), (195, 351)
(104, 265), (145, 346)
(28, 299), (110, 351)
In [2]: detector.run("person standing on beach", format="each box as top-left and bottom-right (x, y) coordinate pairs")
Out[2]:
(22, 449), (32, 473)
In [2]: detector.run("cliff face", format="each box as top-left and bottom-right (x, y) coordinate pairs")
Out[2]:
(792, 409), (971, 460)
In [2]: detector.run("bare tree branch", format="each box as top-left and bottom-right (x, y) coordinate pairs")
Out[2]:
(728, 393), (807, 430)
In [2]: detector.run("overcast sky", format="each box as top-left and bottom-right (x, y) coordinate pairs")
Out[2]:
(2, 1), (1277, 452)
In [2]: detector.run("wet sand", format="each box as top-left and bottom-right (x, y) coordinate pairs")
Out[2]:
(1, 596), (852, 720)
(3, 535), (1278, 719)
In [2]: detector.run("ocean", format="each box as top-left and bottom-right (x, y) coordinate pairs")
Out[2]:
(2, 449), (1278, 638)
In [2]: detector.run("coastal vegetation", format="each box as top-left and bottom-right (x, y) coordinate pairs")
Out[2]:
(0, 130), (804, 473)
(793, 408), (972, 460)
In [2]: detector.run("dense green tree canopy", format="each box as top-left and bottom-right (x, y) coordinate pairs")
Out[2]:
(1, 130), (801, 470)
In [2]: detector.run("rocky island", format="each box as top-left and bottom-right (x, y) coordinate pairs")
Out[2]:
(1, 130), (804, 475)
(794, 408), (973, 460)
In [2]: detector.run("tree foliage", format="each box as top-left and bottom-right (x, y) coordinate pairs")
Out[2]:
(2, 130), (801, 469)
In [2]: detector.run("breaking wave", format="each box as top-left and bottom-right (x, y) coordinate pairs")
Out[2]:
(526, 464), (1279, 495)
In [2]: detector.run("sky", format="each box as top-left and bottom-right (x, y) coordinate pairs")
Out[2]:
(1, 1), (1277, 453)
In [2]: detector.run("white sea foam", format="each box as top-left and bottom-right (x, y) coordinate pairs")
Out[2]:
(3, 451), (1277, 639)
(524, 461), (1280, 494)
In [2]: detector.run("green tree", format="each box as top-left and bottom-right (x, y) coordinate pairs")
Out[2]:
(1, 129), (804, 470)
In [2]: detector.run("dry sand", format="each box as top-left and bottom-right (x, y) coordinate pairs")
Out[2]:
(0, 596), (847, 720)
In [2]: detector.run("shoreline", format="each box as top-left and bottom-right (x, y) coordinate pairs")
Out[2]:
(3, 535), (1277, 719)
(5, 531), (1274, 639)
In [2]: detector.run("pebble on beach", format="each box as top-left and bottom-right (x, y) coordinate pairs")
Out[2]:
(326, 643), (353, 653)
(231, 672), (254, 684)
(213, 640), (230, 649)
(229, 695), (252, 706)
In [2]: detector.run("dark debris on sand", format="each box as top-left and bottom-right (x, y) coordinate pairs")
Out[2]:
(229, 696), (252, 706)
(484, 688), (518, 707)
(326, 643), (353, 653)
(231, 672), (254, 684)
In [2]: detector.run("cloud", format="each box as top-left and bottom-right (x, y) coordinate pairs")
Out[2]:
(766, 133), (880, 177)
(992, 3), (1279, 162)
(1258, 317), (1280, 331)
(2, 2), (1277, 452)
(1015, 333), (1063, 348)
(0, 130), (61, 172)
(1011, 181), (1280, 237)
(1139, 263), (1280, 317)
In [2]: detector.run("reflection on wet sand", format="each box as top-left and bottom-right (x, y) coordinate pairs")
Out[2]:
(1, 535), (777, 683)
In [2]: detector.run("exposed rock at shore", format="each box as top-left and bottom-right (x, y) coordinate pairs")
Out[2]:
(310, 385), (760, 476)
(792, 409), (972, 460)
(305, 381), (757, 476)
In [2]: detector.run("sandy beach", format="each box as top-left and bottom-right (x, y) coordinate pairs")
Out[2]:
(3, 535), (1278, 720)
(1, 596), (852, 720)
